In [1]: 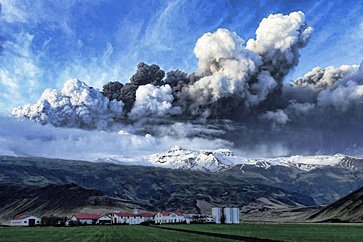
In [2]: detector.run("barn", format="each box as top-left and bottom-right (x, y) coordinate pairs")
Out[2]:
(113, 212), (154, 225)
(11, 215), (41, 227)
(96, 214), (112, 225)
(154, 212), (185, 224)
(70, 213), (101, 225)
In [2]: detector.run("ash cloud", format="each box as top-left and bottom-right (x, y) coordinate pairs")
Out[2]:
(11, 11), (363, 156)
(12, 79), (124, 129)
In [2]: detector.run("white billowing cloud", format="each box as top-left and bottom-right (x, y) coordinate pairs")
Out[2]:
(247, 11), (313, 79)
(260, 109), (290, 124)
(129, 84), (180, 120)
(12, 79), (124, 129)
(249, 71), (277, 105)
(318, 81), (363, 111)
(194, 28), (261, 75)
(188, 28), (262, 105)
(187, 10), (313, 112)
(294, 64), (359, 89)
(0, 116), (231, 161)
(316, 62), (363, 111)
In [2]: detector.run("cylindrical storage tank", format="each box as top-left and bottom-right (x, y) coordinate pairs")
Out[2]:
(232, 208), (240, 224)
(223, 208), (232, 224)
(212, 207), (221, 224)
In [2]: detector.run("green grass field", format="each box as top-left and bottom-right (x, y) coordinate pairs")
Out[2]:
(1, 223), (362, 242)
(164, 223), (363, 242)
(0, 225), (237, 242)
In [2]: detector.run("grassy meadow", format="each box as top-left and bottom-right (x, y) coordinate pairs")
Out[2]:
(1, 223), (362, 242)
(0, 225), (235, 242)
(164, 223), (363, 242)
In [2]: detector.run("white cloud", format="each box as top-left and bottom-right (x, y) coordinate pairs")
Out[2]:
(0, 32), (42, 112)
(129, 84), (180, 120)
(0, 116), (231, 161)
(12, 79), (124, 129)
(0, 0), (29, 23)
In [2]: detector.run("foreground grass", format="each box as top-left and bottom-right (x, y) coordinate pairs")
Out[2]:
(164, 223), (363, 242)
(0, 225), (238, 242)
(2, 223), (362, 242)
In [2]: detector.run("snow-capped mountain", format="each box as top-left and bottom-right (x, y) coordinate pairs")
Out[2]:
(147, 146), (363, 173)
(242, 154), (362, 172)
(148, 145), (235, 172)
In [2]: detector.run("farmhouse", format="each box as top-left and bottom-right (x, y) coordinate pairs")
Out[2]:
(96, 214), (113, 225)
(154, 212), (185, 224)
(113, 212), (154, 225)
(11, 215), (41, 227)
(69, 213), (112, 225)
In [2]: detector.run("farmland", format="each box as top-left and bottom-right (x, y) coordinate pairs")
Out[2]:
(0, 225), (235, 242)
(1, 223), (363, 242)
(164, 223), (363, 242)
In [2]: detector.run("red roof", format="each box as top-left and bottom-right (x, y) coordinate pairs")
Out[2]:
(160, 211), (172, 216)
(73, 213), (101, 220)
(139, 212), (155, 217)
(14, 215), (29, 220)
(114, 212), (135, 217)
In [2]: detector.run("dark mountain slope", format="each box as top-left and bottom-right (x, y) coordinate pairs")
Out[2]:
(308, 186), (363, 222)
(224, 163), (363, 205)
(0, 156), (315, 221)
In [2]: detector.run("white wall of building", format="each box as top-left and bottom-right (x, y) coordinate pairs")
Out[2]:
(154, 212), (185, 224)
(113, 214), (153, 225)
(96, 215), (112, 224)
(11, 216), (41, 226)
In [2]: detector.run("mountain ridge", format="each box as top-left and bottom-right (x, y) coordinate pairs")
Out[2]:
(147, 146), (363, 173)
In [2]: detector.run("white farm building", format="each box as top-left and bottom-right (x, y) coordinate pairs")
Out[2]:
(154, 212), (185, 224)
(11, 215), (41, 227)
(69, 213), (112, 225)
(112, 212), (154, 225)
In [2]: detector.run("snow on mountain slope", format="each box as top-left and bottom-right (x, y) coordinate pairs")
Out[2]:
(243, 154), (346, 171)
(148, 146), (235, 172)
(244, 154), (363, 171)
(147, 146), (362, 172)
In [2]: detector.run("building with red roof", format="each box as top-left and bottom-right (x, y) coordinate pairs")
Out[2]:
(69, 213), (112, 225)
(112, 210), (155, 225)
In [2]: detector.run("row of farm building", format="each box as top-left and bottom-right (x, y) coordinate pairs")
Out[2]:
(10, 207), (240, 226)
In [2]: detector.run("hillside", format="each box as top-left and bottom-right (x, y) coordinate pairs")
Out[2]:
(0, 156), (314, 221)
(308, 186), (363, 222)
(0, 183), (131, 221)
(148, 147), (363, 204)
(0, 155), (362, 222)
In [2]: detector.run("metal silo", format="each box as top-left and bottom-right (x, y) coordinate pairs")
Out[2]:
(232, 207), (240, 224)
(212, 207), (221, 224)
(223, 207), (232, 224)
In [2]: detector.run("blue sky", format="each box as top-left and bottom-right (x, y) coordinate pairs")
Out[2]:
(0, 0), (362, 113)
